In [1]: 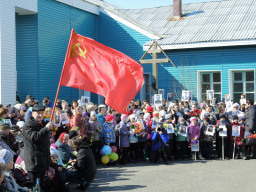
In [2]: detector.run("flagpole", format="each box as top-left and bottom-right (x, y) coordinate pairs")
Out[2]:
(50, 29), (74, 122)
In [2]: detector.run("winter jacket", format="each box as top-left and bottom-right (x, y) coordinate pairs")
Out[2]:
(216, 120), (230, 139)
(187, 124), (200, 142)
(3, 171), (28, 192)
(103, 122), (116, 144)
(245, 105), (256, 133)
(119, 121), (130, 148)
(55, 139), (75, 165)
(128, 123), (138, 143)
(70, 115), (87, 137)
(22, 116), (50, 172)
(96, 113), (105, 138)
(88, 119), (102, 141)
(200, 124), (214, 142)
(151, 131), (169, 151)
(175, 124), (188, 142)
(75, 140), (96, 181)
(0, 131), (19, 154)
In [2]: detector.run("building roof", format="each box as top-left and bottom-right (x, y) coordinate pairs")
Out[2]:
(118, 0), (256, 49)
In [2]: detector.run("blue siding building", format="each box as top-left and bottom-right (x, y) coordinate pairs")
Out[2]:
(1, 0), (256, 106)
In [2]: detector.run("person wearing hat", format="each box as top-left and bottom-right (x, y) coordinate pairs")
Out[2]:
(55, 132), (75, 165)
(70, 106), (87, 137)
(25, 95), (34, 108)
(0, 124), (19, 159)
(103, 115), (116, 146)
(136, 110), (149, 161)
(150, 123), (169, 164)
(0, 149), (29, 192)
(200, 118), (214, 160)
(175, 117), (188, 160)
(119, 114), (130, 165)
(96, 104), (107, 150)
(216, 113), (231, 160)
(0, 107), (9, 125)
(22, 105), (53, 186)
(88, 111), (102, 164)
(188, 117), (205, 160)
(164, 114), (176, 160)
(230, 115), (245, 159)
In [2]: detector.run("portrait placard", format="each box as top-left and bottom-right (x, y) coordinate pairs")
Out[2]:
(179, 126), (187, 137)
(166, 124), (175, 134)
(206, 125), (215, 136)
(206, 90), (214, 101)
(181, 90), (190, 101)
(232, 125), (240, 137)
(154, 94), (162, 106)
(219, 125), (227, 137)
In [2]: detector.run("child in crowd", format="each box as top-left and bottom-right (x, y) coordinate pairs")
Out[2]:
(216, 113), (230, 160)
(103, 115), (116, 146)
(230, 115), (245, 159)
(164, 114), (176, 160)
(151, 123), (169, 164)
(200, 118), (214, 159)
(128, 114), (139, 163)
(188, 117), (204, 160)
(119, 114), (130, 165)
(175, 118), (188, 160)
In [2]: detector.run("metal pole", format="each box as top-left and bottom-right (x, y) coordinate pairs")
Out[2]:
(233, 137), (236, 160)
(222, 136), (224, 160)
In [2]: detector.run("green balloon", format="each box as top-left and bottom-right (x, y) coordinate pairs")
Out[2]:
(109, 152), (118, 161)
(101, 155), (110, 164)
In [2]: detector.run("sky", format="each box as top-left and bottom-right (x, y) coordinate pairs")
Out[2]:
(104, 0), (219, 9)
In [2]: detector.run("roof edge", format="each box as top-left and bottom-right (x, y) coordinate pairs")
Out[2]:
(143, 40), (256, 51)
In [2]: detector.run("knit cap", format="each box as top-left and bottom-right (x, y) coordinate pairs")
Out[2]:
(50, 146), (58, 157)
(0, 158), (5, 164)
(90, 111), (97, 117)
(121, 114), (128, 121)
(106, 114), (114, 122)
(0, 149), (13, 165)
(190, 117), (197, 122)
(165, 114), (172, 120)
(159, 110), (166, 117)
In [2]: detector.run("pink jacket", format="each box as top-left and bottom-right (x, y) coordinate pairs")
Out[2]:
(187, 124), (200, 141)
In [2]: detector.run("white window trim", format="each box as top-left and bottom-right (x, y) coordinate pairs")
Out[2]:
(228, 69), (255, 101)
(197, 70), (222, 103)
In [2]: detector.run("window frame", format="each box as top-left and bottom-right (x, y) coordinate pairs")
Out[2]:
(197, 70), (222, 103)
(230, 69), (255, 102)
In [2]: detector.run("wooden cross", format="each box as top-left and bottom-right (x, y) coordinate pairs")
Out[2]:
(139, 41), (177, 91)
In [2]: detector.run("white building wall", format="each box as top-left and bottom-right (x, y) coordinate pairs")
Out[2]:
(0, 0), (37, 106)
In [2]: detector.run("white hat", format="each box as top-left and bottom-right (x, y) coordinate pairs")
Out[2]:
(14, 104), (22, 110)
(16, 121), (25, 129)
(90, 111), (97, 117)
(144, 113), (151, 121)
(50, 146), (58, 157)
(129, 114), (136, 120)
(98, 104), (106, 108)
(0, 157), (5, 165)
(159, 110), (166, 117)
(233, 103), (240, 109)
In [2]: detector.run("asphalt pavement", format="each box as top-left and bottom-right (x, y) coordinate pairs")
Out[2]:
(83, 159), (256, 192)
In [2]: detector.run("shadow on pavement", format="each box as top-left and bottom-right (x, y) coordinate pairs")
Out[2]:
(87, 168), (146, 191)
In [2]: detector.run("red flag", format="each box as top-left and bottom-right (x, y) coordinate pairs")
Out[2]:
(59, 29), (144, 113)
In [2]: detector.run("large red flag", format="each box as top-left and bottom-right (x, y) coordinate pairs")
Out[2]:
(59, 29), (144, 113)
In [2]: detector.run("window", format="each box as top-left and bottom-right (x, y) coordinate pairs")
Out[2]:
(232, 71), (254, 103)
(200, 71), (221, 102)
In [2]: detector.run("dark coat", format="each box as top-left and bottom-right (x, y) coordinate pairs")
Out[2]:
(22, 116), (50, 172)
(245, 105), (256, 133)
(75, 140), (96, 181)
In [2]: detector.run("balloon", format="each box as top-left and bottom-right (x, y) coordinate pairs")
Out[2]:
(101, 155), (110, 164)
(135, 121), (143, 134)
(102, 145), (112, 155)
(111, 146), (117, 153)
(109, 152), (118, 161)
(100, 149), (105, 156)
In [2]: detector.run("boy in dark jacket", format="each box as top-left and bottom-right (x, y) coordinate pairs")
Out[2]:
(200, 118), (214, 159)
(150, 123), (169, 164)
(68, 137), (96, 190)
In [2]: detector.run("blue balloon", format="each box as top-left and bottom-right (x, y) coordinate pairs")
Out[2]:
(102, 145), (112, 155)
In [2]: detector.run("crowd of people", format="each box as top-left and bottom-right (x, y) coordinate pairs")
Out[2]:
(0, 93), (255, 191)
